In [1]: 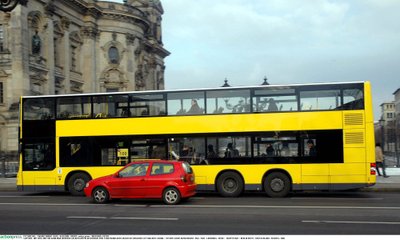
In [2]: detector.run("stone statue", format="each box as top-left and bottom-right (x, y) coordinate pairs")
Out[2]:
(32, 31), (41, 55)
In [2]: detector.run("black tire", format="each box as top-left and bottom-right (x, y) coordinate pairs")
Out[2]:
(264, 172), (291, 198)
(162, 187), (181, 205)
(216, 171), (244, 197)
(92, 187), (109, 204)
(67, 173), (91, 196)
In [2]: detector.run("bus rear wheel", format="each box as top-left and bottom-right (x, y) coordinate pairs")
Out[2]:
(68, 173), (90, 196)
(216, 172), (244, 197)
(264, 172), (291, 198)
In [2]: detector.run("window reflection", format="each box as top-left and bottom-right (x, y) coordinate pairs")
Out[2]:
(253, 88), (297, 112)
(167, 92), (205, 115)
(93, 95), (128, 118)
(300, 90), (340, 111)
(130, 94), (166, 117)
(206, 90), (250, 114)
(57, 97), (91, 119)
(23, 98), (55, 120)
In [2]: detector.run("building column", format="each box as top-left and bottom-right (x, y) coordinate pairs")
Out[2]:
(63, 30), (70, 94)
(81, 25), (98, 92)
(10, 5), (29, 98)
(45, 15), (55, 95)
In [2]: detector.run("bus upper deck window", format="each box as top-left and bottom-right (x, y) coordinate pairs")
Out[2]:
(341, 89), (364, 110)
(23, 98), (55, 120)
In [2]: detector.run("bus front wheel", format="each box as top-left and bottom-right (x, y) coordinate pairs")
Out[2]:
(264, 172), (291, 198)
(216, 172), (244, 197)
(68, 173), (90, 196)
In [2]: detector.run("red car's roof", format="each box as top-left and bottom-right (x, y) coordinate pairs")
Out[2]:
(125, 160), (180, 165)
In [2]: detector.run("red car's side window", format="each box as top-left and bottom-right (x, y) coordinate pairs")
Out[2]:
(151, 163), (174, 175)
(119, 163), (149, 177)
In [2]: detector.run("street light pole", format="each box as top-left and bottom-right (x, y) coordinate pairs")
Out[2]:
(379, 118), (385, 152)
(0, 0), (28, 12)
(396, 131), (399, 167)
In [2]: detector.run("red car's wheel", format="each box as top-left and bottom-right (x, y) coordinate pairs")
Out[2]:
(92, 187), (109, 204)
(162, 187), (181, 205)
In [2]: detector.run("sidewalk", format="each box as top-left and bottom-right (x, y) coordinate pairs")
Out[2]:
(366, 167), (400, 192)
(0, 169), (399, 192)
(0, 177), (17, 191)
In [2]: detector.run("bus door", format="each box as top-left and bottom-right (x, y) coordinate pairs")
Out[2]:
(21, 141), (57, 190)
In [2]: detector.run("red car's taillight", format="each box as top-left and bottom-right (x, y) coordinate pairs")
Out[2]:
(181, 175), (187, 182)
(181, 174), (194, 183)
(370, 163), (376, 175)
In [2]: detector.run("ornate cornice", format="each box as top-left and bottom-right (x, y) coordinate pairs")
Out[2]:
(143, 40), (170, 58)
(81, 25), (99, 39)
(44, 1), (56, 16)
(86, 5), (102, 19)
(0, 0), (28, 12)
(61, 16), (70, 31)
(62, 0), (87, 15)
(126, 33), (140, 46)
(101, 12), (149, 32)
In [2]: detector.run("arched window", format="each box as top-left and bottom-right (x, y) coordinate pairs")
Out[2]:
(108, 46), (119, 64)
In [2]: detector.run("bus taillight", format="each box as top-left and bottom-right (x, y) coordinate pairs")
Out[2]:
(370, 163), (377, 175)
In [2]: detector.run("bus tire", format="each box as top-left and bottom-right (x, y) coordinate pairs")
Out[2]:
(264, 172), (291, 198)
(162, 187), (181, 205)
(68, 173), (90, 196)
(92, 187), (109, 204)
(216, 172), (244, 197)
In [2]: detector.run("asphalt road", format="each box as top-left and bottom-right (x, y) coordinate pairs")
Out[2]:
(1, 191), (400, 235)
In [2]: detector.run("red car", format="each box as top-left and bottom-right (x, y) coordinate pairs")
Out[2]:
(84, 160), (196, 204)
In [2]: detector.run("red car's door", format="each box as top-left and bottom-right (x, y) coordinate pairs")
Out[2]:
(144, 163), (175, 198)
(108, 163), (150, 198)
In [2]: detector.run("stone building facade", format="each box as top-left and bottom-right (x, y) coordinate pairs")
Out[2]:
(0, 0), (169, 163)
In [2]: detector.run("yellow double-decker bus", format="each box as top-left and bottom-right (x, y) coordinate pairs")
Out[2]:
(18, 81), (376, 197)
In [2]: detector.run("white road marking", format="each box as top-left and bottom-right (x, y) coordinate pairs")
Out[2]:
(0, 195), (50, 198)
(148, 205), (400, 210)
(1, 202), (400, 210)
(67, 216), (178, 221)
(0, 203), (94, 206)
(67, 216), (107, 220)
(110, 217), (178, 221)
(292, 197), (384, 200)
(303, 220), (400, 225)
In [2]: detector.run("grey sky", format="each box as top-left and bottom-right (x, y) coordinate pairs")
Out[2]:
(108, 0), (400, 120)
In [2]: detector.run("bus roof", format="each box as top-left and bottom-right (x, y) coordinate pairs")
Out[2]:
(21, 80), (367, 99)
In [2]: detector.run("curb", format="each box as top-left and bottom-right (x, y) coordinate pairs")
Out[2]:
(360, 187), (400, 192)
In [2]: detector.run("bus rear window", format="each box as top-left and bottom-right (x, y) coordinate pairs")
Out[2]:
(23, 98), (55, 120)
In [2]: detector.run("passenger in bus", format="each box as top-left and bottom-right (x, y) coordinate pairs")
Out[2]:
(225, 143), (239, 158)
(267, 98), (278, 111)
(187, 99), (203, 114)
(280, 143), (290, 156)
(152, 145), (166, 159)
(207, 144), (218, 158)
(307, 139), (317, 156)
(180, 145), (193, 163)
(121, 108), (130, 117)
(266, 144), (275, 156)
